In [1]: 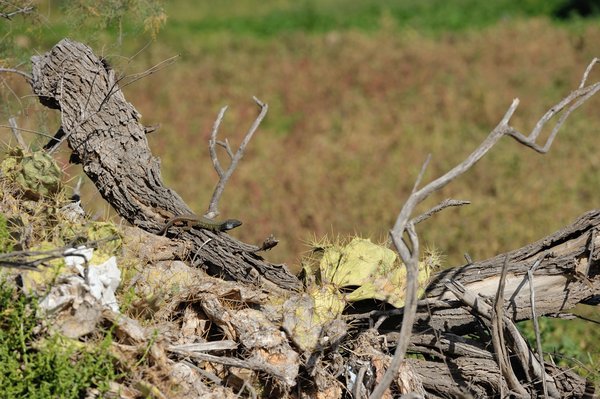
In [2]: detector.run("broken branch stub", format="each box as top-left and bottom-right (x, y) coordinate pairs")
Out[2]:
(29, 39), (299, 290)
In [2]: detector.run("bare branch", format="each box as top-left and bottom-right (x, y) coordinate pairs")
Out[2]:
(370, 222), (419, 399)
(411, 153), (431, 193)
(216, 139), (234, 159)
(391, 98), (521, 244)
(353, 365), (367, 399)
(118, 54), (179, 90)
(444, 261), (562, 397)
(166, 348), (290, 382)
(44, 53), (179, 154)
(578, 57), (599, 89)
(0, 237), (117, 270)
(144, 123), (160, 134)
(373, 58), (600, 399)
(208, 106), (229, 178)
(508, 59), (600, 153)
(372, 100), (520, 399)
(97, 54), (179, 114)
(206, 97), (268, 218)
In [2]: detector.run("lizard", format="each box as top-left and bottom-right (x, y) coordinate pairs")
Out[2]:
(159, 214), (242, 236)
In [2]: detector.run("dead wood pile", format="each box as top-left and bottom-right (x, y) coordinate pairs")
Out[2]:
(18, 39), (599, 398)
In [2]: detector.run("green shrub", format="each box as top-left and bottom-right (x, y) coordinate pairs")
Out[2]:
(0, 214), (12, 253)
(519, 316), (600, 385)
(0, 280), (117, 399)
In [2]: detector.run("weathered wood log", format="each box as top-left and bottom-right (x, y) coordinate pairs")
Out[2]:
(421, 209), (600, 336)
(29, 39), (300, 291)
(427, 209), (600, 315)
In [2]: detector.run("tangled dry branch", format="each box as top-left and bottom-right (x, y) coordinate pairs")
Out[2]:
(374, 58), (600, 398)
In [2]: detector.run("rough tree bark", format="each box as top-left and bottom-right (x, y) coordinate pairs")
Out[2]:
(29, 39), (299, 291)
(23, 40), (599, 398)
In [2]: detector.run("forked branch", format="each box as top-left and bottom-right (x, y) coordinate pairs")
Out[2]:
(206, 97), (268, 218)
(509, 58), (600, 153)
(370, 58), (600, 398)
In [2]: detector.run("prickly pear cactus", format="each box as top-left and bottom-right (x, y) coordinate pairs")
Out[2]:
(1, 148), (61, 199)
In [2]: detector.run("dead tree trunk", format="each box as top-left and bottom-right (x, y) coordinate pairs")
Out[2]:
(29, 39), (299, 291)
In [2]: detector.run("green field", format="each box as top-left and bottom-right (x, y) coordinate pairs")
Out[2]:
(1, 0), (599, 382)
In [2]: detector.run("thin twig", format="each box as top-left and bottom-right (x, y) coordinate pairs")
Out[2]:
(0, 73), (24, 108)
(373, 101), (519, 398)
(216, 138), (235, 159)
(43, 50), (178, 155)
(206, 97), (268, 217)
(0, 237), (118, 270)
(0, 67), (32, 82)
(118, 54), (179, 90)
(464, 253), (473, 264)
(508, 59), (600, 153)
(412, 154), (431, 193)
(167, 348), (289, 382)
(579, 57), (599, 89)
(8, 117), (27, 150)
(412, 198), (470, 225)
(0, 124), (56, 140)
(353, 365), (367, 399)
(181, 360), (222, 385)
(527, 254), (550, 399)
(238, 380), (258, 399)
(0, 1), (34, 19)
(98, 54), (179, 116)
(491, 256), (528, 397)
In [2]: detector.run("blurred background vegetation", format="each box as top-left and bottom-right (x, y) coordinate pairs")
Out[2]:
(0, 0), (599, 382)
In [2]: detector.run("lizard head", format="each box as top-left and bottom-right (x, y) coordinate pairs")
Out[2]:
(221, 219), (242, 231)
